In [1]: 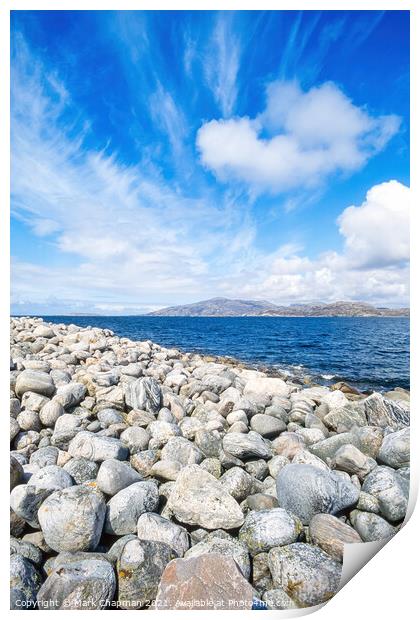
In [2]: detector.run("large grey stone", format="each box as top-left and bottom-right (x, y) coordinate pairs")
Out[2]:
(250, 414), (286, 438)
(15, 370), (55, 398)
(137, 512), (190, 557)
(97, 459), (142, 496)
(239, 508), (302, 555)
(105, 481), (159, 535)
(124, 377), (162, 413)
(117, 538), (176, 609)
(276, 463), (360, 524)
(161, 436), (204, 465)
(362, 466), (408, 522)
(37, 552), (116, 610)
(223, 431), (271, 460)
(63, 458), (99, 484)
(363, 393), (410, 429)
(38, 485), (106, 552)
(10, 554), (42, 609)
(268, 543), (342, 607)
(168, 464), (244, 529)
(350, 510), (396, 542)
(68, 431), (128, 462)
(378, 428), (410, 469)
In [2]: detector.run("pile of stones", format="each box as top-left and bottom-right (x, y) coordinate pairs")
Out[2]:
(10, 317), (410, 610)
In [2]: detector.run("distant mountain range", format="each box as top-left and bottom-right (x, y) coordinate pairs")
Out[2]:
(148, 297), (409, 317)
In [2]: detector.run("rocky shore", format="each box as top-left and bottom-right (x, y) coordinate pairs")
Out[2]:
(10, 317), (410, 610)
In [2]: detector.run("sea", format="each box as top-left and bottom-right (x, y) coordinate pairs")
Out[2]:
(39, 316), (409, 393)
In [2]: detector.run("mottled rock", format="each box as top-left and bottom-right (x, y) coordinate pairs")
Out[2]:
(124, 377), (162, 413)
(117, 538), (176, 609)
(120, 426), (150, 453)
(350, 510), (397, 541)
(11, 455), (24, 491)
(276, 463), (359, 524)
(37, 552), (116, 610)
(54, 382), (87, 409)
(271, 432), (305, 459)
(63, 458), (99, 484)
(268, 543), (342, 607)
(239, 509), (302, 555)
(250, 414), (286, 438)
(68, 431), (128, 462)
(262, 588), (299, 610)
(137, 512), (189, 557)
(97, 459), (142, 496)
(161, 436), (203, 465)
(364, 392), (410, 429)
(10, 536), (43, 566)
(333, 444), (377, 479)
(362, 466), (408, 522)
(38, 485), (106, 552)
(309, 513), (361, 561)
(155, 553), (254, 610)
(223, 431), (271, 460)
(29, 446), (59, 468)
(378, 428), (410, 469)
(39, 400), (64, 428)
(10, 554), (42, 609)
(15, 370), (55, 398)
(105, 481), (159, 535)
(168, 465), (244, 529)
(219, 466), (254, 502)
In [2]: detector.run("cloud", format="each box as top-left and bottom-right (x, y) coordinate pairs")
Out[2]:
(204, 14), (241, 117)
(10, 32), (408, 314)
(338, 180), (410, 269)
(197, 80), (400, 193)
(10, 35), (254, 311)
(218, 180), (409, 306)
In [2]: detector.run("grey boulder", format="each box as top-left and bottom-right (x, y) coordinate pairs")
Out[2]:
(168, 464), (245, 529)
(137, 512), (190, 557)
(15, 370), (55, 398)
(97, 459), (142, 496)
(10, 554), (42, 610)
(276, 463), (360, 524)
(105, 481), (159, 535)
(268, 543), (342, 607)
(124, 377), (162, 413)
(68, 431), (128, 462)
(223, 431), (271, 460)
(37, 552), (116, 610)
(239, 508), (302, 555)
(38, 485), (106, 552)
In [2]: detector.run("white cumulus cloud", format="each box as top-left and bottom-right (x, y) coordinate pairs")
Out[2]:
(197, 80), (400, 192)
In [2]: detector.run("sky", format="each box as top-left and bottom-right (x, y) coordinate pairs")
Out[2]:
(10, 10), (410, 315)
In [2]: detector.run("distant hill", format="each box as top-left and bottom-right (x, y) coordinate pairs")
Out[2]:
(148, 297), (409, 317)
(148, 297), (278, 316)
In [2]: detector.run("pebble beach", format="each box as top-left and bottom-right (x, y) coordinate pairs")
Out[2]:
(10, 316), (410, 610)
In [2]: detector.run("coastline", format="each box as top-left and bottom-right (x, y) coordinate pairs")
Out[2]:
(13, 314), (410, 394)
(10, 317), (410, 610)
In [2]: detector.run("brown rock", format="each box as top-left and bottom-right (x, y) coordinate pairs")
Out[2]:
(309, 514), (362, 561)
(330, 382), (360, 395)
(155, 553), (254, 610)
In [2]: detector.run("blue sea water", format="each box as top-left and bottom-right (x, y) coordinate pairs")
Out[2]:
(39, 316), (409, 392)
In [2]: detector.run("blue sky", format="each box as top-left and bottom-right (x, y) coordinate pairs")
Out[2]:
(10, 10), (410, 314)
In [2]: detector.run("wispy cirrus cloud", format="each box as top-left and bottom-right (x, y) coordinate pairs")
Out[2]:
(204, 13), (241, 117)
